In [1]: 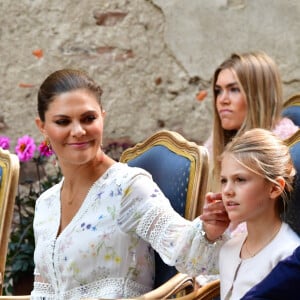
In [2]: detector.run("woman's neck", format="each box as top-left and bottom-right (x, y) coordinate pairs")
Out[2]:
(60, 153), (115, 187)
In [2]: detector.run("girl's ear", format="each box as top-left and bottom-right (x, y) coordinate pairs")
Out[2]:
(35, 117), (46, 136)
(270, 176), (285, 200)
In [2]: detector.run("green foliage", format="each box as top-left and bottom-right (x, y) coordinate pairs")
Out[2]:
(4, 165), (62, 295)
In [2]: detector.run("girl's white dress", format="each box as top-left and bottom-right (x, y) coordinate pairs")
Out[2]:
(31, 163), (223, 300)
(219, 222), (300, 300)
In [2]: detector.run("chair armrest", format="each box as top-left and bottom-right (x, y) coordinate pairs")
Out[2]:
(83, 273), (195, 300)
(172, 279), (220, 300)
(141, 272), (194, 299)
(0, 297), (31, 300)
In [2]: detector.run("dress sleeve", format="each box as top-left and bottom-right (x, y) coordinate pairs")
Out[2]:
(273, 117), (299, 140)
(118, 171), (225, 276)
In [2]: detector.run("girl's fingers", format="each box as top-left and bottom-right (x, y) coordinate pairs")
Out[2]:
(200, 214), (229, 223)
(201, 212), (228, 220)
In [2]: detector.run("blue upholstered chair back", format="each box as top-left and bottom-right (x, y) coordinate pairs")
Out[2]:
(284, 130), (300, 235)
(282, 93), (300, 127)
(120, 130), (209, 288)
(127, 145), (189, 216)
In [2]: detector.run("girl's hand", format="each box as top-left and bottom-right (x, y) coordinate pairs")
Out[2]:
(200, 192), (230, 242)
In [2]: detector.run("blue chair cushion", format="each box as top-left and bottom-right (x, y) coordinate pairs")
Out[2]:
(127, 145), (191, 287)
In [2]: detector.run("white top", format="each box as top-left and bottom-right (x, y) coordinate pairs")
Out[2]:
(219, 222), (300, 300)
(31, 163), (223, 300)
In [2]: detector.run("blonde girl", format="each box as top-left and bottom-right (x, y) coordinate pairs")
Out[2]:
(219, 128), (300, 300)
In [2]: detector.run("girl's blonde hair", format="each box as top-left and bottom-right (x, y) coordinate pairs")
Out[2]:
(221, 128), (295, 215)
(211, 51), (283, 191)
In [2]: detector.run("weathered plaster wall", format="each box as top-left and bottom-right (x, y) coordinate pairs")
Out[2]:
(1, 0), (300, 148)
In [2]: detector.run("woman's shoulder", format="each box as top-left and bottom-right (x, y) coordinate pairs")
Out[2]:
(95, 162), (154, 191)
(41, 179), (62, 195)
(112, 162), (153, 179)
(36, 179), (62, 206)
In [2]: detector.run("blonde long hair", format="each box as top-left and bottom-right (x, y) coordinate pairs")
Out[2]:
(211, 51), (283, 191)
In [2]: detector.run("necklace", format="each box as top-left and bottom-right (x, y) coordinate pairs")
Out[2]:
(243, 223), (282, 258)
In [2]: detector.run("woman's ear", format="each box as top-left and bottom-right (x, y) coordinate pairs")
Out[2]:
(270, 176), (285, 200)
(35, 117), (46, 135)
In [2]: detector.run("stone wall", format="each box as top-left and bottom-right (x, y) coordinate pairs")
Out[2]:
(1, 0), (300, 147)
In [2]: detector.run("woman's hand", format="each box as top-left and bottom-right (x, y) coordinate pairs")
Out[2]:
(200, 192), (230, 242)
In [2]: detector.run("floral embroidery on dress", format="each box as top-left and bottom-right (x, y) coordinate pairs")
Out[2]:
(32, 163), (223, 299)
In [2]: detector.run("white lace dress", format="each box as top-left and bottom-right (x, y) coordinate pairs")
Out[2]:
(31, 163), (222, 300)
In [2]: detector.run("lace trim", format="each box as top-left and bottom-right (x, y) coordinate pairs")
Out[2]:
(136, 206), (173, 249)
(31, 277), (151, 300)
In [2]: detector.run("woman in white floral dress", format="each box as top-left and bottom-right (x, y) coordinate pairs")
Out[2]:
(32, 69), (229, 300)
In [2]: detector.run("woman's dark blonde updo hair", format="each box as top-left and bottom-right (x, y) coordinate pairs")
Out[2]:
(37, 69), (103, 121)
(221, 128), (295, 215)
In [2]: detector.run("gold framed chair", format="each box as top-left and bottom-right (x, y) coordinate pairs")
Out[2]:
(173, 279), (220, 300)
(0, 148), (20, 295)
(120, 129), (209, 218)
(139, 273), (195, 299)
(119, 129), (209, 297)
(282, 93), (300, 126)
(283, 129), (300, 235)
(0, 297), (30, 300)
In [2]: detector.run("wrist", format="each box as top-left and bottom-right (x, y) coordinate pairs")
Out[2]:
(204, 232), (223, 244)
(205, 233), (215, 243)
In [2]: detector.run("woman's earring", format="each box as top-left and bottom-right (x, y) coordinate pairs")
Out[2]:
(46, 138), (52, 150)
(39, 138), (54, 157)
(44, 138), (58, 167)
